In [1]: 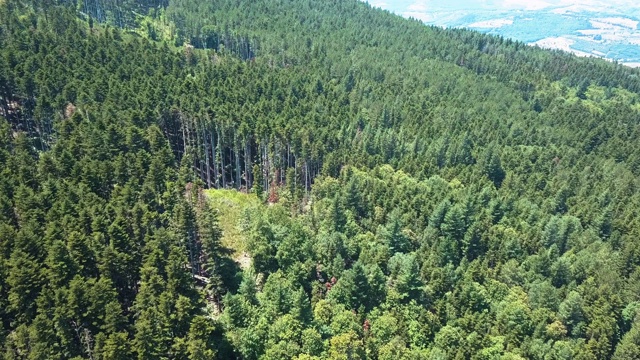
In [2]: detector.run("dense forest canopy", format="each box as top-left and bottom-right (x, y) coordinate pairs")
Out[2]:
(1, 0), (640, 359)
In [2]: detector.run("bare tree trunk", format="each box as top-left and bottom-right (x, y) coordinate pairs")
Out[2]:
(235, 131), (241, 190)
(244, 137), (249, 190)
(263, 140), (269, 192)
(205, 129), (211, 188)
(261, 142), (266, 192)
(279, 141), (284, 184)
(303, 159), (307, 194)
(181, 113), (187, 160)
(186, 116), (197, 174)
(228, 130), (234, 188)
(274, 141), (279, 185)
(219, 127), (226, 188)
(211, 129), (218, 188)
(197, 119), (205, 182)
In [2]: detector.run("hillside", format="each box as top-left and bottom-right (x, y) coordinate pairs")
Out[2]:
(1, 0), (640, 359)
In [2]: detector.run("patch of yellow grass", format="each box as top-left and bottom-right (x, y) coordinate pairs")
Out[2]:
(204, 188), (259, 258)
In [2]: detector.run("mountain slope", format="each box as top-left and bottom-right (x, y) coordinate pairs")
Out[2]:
(1, 0), (640, 359)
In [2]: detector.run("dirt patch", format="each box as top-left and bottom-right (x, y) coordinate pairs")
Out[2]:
(236, 252), (252, 270)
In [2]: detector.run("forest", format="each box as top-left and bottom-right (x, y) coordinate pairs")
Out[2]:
(1, 0), (640, 359)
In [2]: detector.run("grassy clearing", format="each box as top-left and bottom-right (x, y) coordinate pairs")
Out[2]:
(204, 188), (259, 260)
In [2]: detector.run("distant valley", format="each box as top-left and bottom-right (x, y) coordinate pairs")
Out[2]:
(369, 0), (640, 67)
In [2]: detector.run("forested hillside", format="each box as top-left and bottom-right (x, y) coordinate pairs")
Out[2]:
(2, 0), (640, 359)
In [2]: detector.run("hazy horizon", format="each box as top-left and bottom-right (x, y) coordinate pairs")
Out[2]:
(368, 0), (640, 14)
(365, 0), (640, 66)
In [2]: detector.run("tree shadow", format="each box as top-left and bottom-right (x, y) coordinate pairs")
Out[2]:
(219, 245), (243, 293)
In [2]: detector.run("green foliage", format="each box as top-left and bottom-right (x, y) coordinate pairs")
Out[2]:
(2, 0), (640, 358)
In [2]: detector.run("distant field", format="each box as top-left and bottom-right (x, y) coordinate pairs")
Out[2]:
(370, 0), (640, 66)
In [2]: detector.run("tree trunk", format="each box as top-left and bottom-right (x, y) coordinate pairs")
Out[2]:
(219, 127), (226, 188)
(304, 159), (309, 194)
(205, 129), (211, 188)
(181, 113), (187, 160)
(245, 137), (251, 190)
(235, 131), (241, 190)
(263, 140), (269, 192)
(211, 129), (218, 188)
(197, 119), (205, 182)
